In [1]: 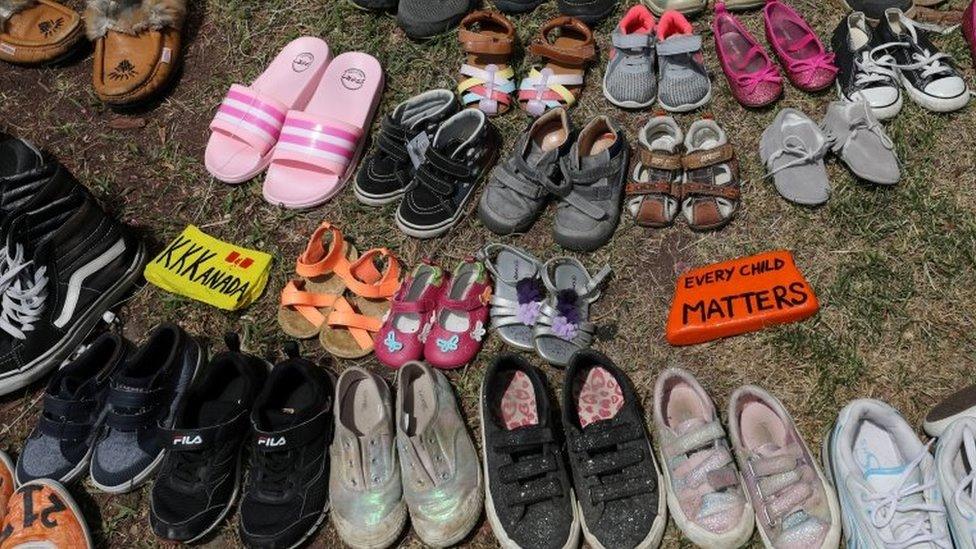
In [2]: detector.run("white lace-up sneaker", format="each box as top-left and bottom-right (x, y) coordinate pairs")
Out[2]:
(823, 398), (953, 548)
(935, 417), (976, 549)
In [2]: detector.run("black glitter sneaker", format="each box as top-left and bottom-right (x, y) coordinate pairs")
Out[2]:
(397, 0), (475, 38)
(831, 12), (903, 120)
(150, 333), (268, 543)
(480, 353), (579, 549)
(395, 109), (499, 239)
(15, 332), (132, 485)
(562, 350), (666, 549)
(0, 189), (148, 396)
(238, 343), (334, 549)
(354, 89), (459, 206)
(876, 8), (970, 113)
(558, 0), (618, 24)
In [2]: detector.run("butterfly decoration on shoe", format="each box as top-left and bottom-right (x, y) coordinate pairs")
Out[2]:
(470, 321), (486, 342)
(384, 332), (403, 353)
(436, 335), (459, 353)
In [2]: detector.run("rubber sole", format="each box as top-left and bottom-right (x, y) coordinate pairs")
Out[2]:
(836, 81), (904, 121)
(900, 73), (970, 113)
(150, 451), (243, 544)
(601, 74), (657, 110)
(412, 482), (484, 548)
(0, 240), (148, 396)
(332, 500), (407, 549)
(479, 379), (581, 549)
(659, 87), (713, 114)
(352, 182), (404, 206)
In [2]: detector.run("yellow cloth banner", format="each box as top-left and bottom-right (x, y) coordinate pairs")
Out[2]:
(144, 225), (272, 311)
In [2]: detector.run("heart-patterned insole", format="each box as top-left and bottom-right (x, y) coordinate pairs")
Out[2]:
(573, 367), (624, 428)
(497, 371), (539, 430)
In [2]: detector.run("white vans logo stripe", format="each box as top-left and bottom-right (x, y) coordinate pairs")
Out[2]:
(54, 238), (126, 328)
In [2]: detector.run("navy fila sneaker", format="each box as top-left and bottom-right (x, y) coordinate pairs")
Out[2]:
(239, 343), (335, 549)
(150, 333), (268, 543)
(0, 189), (147, 396)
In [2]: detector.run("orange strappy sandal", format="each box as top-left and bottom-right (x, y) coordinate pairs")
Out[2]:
(319, 248), (401, 359)
(278, 222), (358, 339)
(518, 16), (597, 117)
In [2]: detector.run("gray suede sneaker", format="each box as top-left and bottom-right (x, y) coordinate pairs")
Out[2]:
(822, 100), (900, 185)
(330, 367), (407, 549)
(398, 0), (474, 39)
(396, 362), (483, 548)
(604, 5), (658, 109)
(554, 116), (628, 252)
(478, 108), (572, 235)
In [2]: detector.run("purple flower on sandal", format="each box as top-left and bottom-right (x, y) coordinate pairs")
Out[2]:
(552, 289), (581, 341)
(551, 316), (578, 341)
(515, 277), (544, 326)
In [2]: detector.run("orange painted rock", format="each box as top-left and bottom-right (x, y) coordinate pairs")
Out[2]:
(666, 250), (819, 345)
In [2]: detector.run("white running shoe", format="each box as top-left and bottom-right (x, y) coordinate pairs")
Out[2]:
(935, 417), (976, 549)
(823, 399), (952, 548)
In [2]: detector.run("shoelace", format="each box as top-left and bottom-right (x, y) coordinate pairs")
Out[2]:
(854, 46), (899, 88)
(866, 441), (952, 549)
(0, 243), (46, 340)
(953, 427), (976, 544)
(826, 101), (895, 156)
(172, 450), (209, 484)
(762, 134), (828, 181)
(873, 16), (956, 80)
(253, 449), (298, 497)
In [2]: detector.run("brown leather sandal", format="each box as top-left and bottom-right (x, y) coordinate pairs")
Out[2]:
(518, 16), (596, 117)
(85, 0), (186, 105)
(680, 118), (740, 231)
(0, 0), (83, 65)
(457, 10), (516, 117)
(627, 115), (684, 228)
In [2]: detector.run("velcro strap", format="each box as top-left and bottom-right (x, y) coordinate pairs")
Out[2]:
(252, 408), (331, 453)
(161, 410), (249, 451)
(666, 421), (726, 458)
(612, 32), (653, 50)
(494, 425), (554, 451)
(706, 465), (742, 490)
(657, 34), (702, 56)
(500, 455), (557, 483)
(590, 475), (654, 503)
(626, 181), (676, 197)
(459, 11), (515, 55)
(563, 189), (609, 220)
(641, 148), (683, 171)
(749, 455), (798, 477)
(43, 394), (95, 421)
(109, 386), (162, 409)
(682, 144), (735, 170)
(441, 291), (486, 312)
(579, 447), (643, 476)
(106, 407), (157, 430)
(494, 164), (547, 199)
(682, 181), (740, 200)
(427, 148), (471, 179)
(570, 424), (639, 453)
(529, 17), (596, 66)
(38, 416), (91, 441)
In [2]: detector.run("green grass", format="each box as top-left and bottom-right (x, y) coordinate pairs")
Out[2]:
(2, 0), (976, 546)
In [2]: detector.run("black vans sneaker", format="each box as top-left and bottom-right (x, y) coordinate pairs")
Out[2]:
(150, 333), (268, 543)
(354, 89), (459, 206)
(15, 332), (132, 485)
(0, 190), (147, 396)
(562, 350), (666, 549)
(832, 12), (903, 120)
(877, 8), (970, 113)
(395, 109), (499, 239)
(90, 323), (202, 494)
(480, 353), (579, 549)
(0, 137), (77, 222)
(239, 344), (334, 549)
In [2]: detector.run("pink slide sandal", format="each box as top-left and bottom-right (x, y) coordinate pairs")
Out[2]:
(263, 52), (384, 209)
(205, 37), (332, 184)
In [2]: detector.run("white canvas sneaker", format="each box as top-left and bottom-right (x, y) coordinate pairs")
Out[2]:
(935, 417), (976, 549)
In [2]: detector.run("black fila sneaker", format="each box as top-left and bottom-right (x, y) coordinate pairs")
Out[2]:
(239, 343), (335, 549)
(150, 333), (268, 543)
(0, 189), (147, 395)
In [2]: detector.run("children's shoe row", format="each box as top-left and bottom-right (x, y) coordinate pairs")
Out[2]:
(375, 257), (492, 370)
(278, 222), (401, 358)
(204, 37), (383, 209)
(713, 1), (837, 108)
(331, 362), (483, 548)
(833, 8), (969, 120)
(628, 115), (740, 230)
(0, 136), (147, 398)
(761, 101), (900, 206)
(605, 5), (712, 112)
(458, 11), (596, 118)
(0, 459), (93, 548)
(480, 244), (612, 367)
(481, 351), (667, 549)
(0, 0), (185, 105)
(655, 368), (842, 548)
(353, 90), (499, 238)
(479, 110), (629, 251)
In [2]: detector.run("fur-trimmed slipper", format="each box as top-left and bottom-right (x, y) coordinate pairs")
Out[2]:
(0, 0), (83, 65)
(85, 0), (186, 105)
